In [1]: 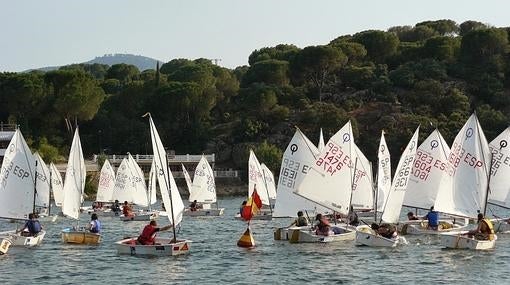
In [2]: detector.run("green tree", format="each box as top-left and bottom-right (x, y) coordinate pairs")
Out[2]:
(459, 20), (490, 36)
(242, 59), (289, 87)
(254, 141), (283, 173)
(105, 64), (140, 84)
(290, 45), (347, 101)
(422, 36), (460, 61)
(416, 19), (459, 35)
(352, 30), (399, 63)
(248, 44), (299, 65)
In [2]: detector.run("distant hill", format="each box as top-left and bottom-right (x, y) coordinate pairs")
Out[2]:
(27, 54), (162, 72)
(84, 54), (161, 71)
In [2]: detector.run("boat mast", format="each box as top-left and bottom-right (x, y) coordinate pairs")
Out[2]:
(48, 165), (52, 216)
(261, 167), (273, 215)
(33, 160), (38, 215)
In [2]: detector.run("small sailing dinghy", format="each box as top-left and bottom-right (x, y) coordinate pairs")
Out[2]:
(61, 128), (101, 245)
(437, 114), (497, 250)
(0, 128), (46, 247)
(355, 127), (419, 247)
(292, 121), (360, 243)
(115, 114), (191, 256)
(88, 159), (118, 217)
(183, 156), (224, 216)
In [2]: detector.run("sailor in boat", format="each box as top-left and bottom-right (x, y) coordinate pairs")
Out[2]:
(189, 200), (201, 212)
(347, 206), (359, 226)
(239, 201), (247, 218)
(137, 220), (172, 245)
(111, 200), (121, 216)
(122, 201), (135, 218)
(423, 206), (439, 230)
(314, 214), (332, 236)
(371, 223), (397, 239)
(466, 213), (495, 241)
(17, 213), (43, 237)
(288, 211), (309, 227)
(407, 212), (419, 221)
(89, 214), (101, 234)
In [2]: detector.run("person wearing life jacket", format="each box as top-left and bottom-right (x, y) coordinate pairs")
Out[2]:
(122, 201), (135, 218)
(137, 220), (172, 245)
(18, 213), (42, 237)
(371, 223), (397, 239)
(467, 213), (495, 241)
(314, 214), (331, 236)
(89, 213), (101, 234)
(407, 212), (419, 221)
(423, 206), (439, 230)
(288, 211), (308, 227)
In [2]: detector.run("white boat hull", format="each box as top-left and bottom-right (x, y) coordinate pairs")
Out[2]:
(355, 225), (405, 247)
(288, 225), (355, 243)
(115, 237), (192, 256)
(440, 231), (497, 250)
(120, 212), (159, 222)
(0, 238), (12, 255)
(274, 226), (309, 241)
(0, 230), (46, 247)
(400, 220), (468, 235)
(183, 208), (224, 217)
(61, 228), (101, 244)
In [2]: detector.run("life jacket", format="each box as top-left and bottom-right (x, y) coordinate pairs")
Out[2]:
(296, 216), (308, 227)
(90, 220), (101, 233)
(426, 211), (439, 227)
(138, 225), (158, 245)
(481, 219), (495, 241)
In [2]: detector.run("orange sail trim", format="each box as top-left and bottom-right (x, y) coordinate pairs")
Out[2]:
(241, 188), (263, 221)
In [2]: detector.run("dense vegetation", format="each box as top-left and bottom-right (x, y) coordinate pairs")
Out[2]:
(1, 19), (509, 177)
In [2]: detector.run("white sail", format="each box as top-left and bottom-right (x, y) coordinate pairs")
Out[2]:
(112, 159), (133, 203)
(434, 114), (491, 218)
(376, 131), (391, 212)
(248, 150), (271, 206)
(50, 162), (64, 207)
(148, 115), (184, 226)
(0, 129), (36, 220)
(61, 128), (86, 220)
(182, 163), (193, 195)
(318, 128), (325, 152)
(381, 127), (419, 223)
(403, 129), (450, 210)
(350, 144), (374, 210)
(96, 159), (116, 202)
(34, 152), (51, 208)
(295, 121), (355, 215)
(488, 127), (510, 208)
(148, 159), (157, 205)
(189, 156), (216, 203)
(273, 128), (329, 217)
(261, 163), (277, 200)
(127, 153), (148, 207)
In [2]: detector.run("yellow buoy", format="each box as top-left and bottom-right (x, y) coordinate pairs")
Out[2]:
(237, 227), (255, 248)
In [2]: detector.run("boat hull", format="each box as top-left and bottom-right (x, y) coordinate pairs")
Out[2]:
(120, 212), (159, 222)
(183, 208), (224, 217)
(400, 220), (468, 235)
(61, 229), (101, 244)
(0, 230), (46, 247)
(0, 238), (12, 255)
(234, 212), (272, 221)
(274, 226), (309, 241)
(115, 237), (192, 256)
(288, 225), (355, 243)
(440, 231), (497, 250)
(355, 225), (405, 247)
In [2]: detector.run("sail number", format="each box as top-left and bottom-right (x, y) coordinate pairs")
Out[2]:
(411, 150), (448, 181)
(1, 160), (31, 188)
(489, 146), (510, 176)
(394, 155), (414, 189)
(280, 158), (310, 189)
(315, 142), (352, 176)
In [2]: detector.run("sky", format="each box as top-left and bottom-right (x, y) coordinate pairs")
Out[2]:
(1, 0), (508, 72)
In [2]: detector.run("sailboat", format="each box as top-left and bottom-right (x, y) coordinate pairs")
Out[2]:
(90, 159), (117, 216)
(61, 128), (100, 244)
(487, 127), (510, 233)
(273, 128), (329, 240)
(438, 114), (497, 250)
(260, 163), (277, 205)
(375, 131), (391, 215)
(400, 129), (467, 235)
(355, 127), (419, 247)
(115, 114), (191, 256)
(0, 128), (46, 247)
(184, 155), (225, 216)
(235, 150), (273, 220)
(50, 162), (64, 208)
(292, 121), (358, 243)
(33, 153), (51, 217)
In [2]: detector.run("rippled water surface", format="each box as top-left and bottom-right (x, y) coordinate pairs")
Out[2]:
(1, 196), (509, 285)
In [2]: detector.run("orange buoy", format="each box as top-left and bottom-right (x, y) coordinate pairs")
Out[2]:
(237, 227), (255, 248)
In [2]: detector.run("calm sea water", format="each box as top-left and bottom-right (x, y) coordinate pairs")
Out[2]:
(1, 195), (509, 285)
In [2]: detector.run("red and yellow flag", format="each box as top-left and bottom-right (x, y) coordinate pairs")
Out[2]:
(241, 188), (263, 221)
